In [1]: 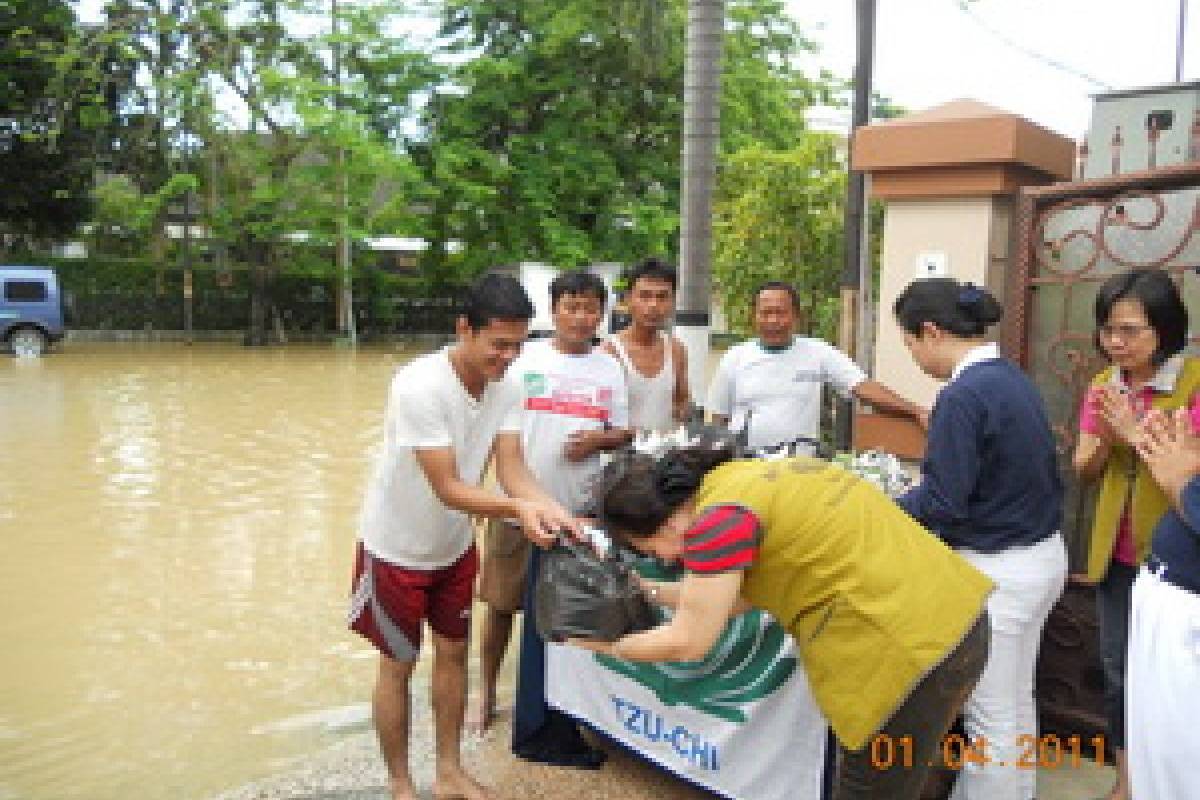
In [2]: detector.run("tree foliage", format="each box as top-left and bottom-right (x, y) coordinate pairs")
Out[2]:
(418, 0), (834, 280)
(712, 136), (846, 340)
(0, 0), (116, 249)
(8, 0), (860, 338)
(88, 0), (437, 270)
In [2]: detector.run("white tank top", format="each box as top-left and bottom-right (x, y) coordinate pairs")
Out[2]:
(609, 332), (676, 433)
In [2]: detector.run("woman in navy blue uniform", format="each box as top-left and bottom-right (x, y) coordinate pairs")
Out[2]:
(894, 278), (1066, 800)
(1126, 407), (1200, 799)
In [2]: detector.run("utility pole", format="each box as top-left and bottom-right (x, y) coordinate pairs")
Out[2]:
(181, 67), (194, 344)
(332, 0), (356, 345)
(208, 125), (227, 295)
(1177, 0), (1189, 82)
(676, 0), (724, 406)
(183, 134), (194, 344)
(835, 0), (877, 451)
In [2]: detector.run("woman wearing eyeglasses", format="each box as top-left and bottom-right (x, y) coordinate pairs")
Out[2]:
(1073, 269), (1200, 800)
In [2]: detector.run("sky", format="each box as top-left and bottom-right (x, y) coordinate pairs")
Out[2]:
(76, 0), (1200, 140)
(793, 0), (1200, 138)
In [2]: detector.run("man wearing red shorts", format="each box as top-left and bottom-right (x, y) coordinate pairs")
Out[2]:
(349, 272), (578, 800)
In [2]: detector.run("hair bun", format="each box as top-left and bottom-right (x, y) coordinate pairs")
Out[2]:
(957, 282), (985, 309)
(956, 282), (1003, 326)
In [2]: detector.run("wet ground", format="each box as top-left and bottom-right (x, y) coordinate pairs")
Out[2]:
(210, 695), (1116, 800)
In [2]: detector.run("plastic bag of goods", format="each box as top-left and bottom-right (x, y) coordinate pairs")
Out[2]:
(534, 535), (658, 643)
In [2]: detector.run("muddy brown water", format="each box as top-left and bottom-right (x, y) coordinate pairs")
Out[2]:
(0, 343), (439, 800)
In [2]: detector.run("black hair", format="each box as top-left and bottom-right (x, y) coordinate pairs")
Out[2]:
(893, 278), (1003, 338)
(461, 272), (535, 331)
(599, 434), (737, 539)
(625, 258), (677, 291)
(1093, 269), (1189, 366)
(550, 269), (607, 309)
(753, 280), (801, 311)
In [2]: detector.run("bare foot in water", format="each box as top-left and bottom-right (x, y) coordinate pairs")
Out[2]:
(433, 765), (498, 800)
(465, 692), (496, 735)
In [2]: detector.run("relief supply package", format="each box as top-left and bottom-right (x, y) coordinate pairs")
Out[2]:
(533, 535), (657, 643)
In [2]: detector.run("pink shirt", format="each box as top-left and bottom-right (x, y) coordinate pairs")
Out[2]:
(1079, 365), (1200, 565)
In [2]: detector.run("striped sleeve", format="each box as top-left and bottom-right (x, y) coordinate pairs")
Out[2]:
(681, 505), (762, 574)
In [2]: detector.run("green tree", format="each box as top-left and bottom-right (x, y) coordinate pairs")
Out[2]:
(418, 0), (828, 278)
(87, 171), (196, 257)
(92, 0), (437, 339)
(712, 136), (847, 340)
(719, 0), (826, 153)
(0, 0), (113, 254)
(416, 0), (681, 277)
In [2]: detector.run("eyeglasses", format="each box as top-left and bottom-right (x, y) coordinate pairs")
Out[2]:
(1098, 324), (1152, 341)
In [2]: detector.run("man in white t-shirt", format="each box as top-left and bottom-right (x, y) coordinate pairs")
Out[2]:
(472, 271), (631, 759)
(348, 273), (578, 800)
(707, 281), (928, 451)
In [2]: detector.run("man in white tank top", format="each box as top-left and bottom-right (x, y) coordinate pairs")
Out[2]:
(603, 258), (691, 433)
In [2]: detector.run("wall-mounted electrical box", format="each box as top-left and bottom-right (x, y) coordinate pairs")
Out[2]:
(1084, 81), (1200, 179)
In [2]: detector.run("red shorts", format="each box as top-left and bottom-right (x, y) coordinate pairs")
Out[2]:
(347, 542), (478, 661)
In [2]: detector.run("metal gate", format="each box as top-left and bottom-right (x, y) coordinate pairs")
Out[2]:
(1003, 161), (1200, 748)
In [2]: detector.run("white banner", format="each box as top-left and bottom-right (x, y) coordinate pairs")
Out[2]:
(545, 610), (830, 800)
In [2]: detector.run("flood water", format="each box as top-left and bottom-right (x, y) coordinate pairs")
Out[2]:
(0, 343), (432, 800)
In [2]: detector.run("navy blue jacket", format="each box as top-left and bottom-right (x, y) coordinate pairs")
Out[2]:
(898, 359), (1063, 552)
(1150, 476), (1200, 593)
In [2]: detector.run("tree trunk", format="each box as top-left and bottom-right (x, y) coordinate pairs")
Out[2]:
(834, 0), (876, 450)
(332, 0), (357, 345)
(246, 250), (268, 347)
(677, 0), (723, 410)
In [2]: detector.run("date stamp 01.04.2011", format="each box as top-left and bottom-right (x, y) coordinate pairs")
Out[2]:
(869, 733), (1108, 771)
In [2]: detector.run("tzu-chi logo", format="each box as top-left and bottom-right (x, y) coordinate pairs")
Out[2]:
(596, 561), (797, 722)
(523, 372), (547, 396)
(598, 606), (797, 722)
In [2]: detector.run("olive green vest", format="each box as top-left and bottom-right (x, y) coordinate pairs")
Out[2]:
(1085, 357), (1200, 581)
(694, 458), (993, 751)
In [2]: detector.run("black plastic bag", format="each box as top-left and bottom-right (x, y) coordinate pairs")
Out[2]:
(533, 536), (658, 643)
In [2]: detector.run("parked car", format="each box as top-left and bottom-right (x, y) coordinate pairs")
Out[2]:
(1, 266), (65, 357)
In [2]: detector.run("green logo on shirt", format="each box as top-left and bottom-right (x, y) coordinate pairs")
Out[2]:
(523, 371), (547, 396)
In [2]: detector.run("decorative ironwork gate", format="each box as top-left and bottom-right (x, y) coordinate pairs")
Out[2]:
(1004, 161), (1200, 751)
(1005, 162), (1200, 565)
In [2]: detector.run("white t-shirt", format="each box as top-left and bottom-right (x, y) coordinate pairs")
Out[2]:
(706, 337), (866, 450)
(510, 339), (629, 513)
(358, 347), (522, 569)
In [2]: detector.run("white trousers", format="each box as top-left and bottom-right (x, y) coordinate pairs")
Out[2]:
(1127, 566), (1200, 800)
(950, 532), (1067, 800)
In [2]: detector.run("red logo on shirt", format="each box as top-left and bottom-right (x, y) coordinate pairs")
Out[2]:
(526, 392), (611, 421)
